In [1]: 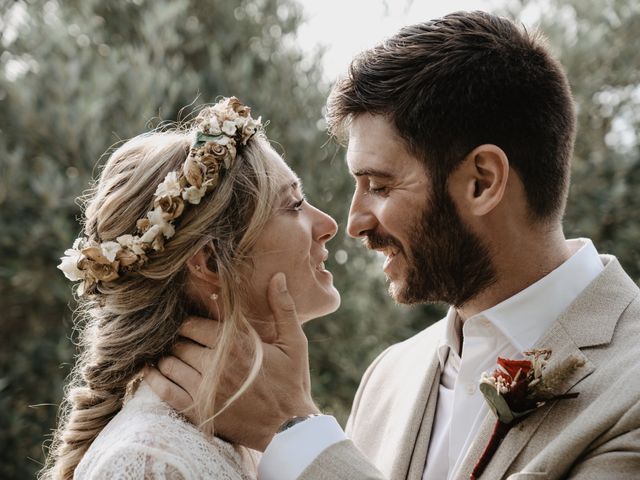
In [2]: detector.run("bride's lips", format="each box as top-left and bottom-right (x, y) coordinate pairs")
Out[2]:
(314, 250), (331, 274)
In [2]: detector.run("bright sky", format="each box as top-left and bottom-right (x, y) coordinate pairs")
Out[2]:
(294, 0), (504, 80)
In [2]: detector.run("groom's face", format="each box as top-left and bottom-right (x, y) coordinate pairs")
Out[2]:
(346, 114), (496, 307)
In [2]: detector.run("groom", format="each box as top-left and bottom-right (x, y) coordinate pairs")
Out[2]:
(147, 11), (640, 479)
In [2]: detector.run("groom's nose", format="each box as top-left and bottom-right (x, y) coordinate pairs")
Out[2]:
(347, 191), (376, 238)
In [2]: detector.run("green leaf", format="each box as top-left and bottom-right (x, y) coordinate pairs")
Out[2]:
(480, 381), (516, 424)
(194, 131), (224, 146)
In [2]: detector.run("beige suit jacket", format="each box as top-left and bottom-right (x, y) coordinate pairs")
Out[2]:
(300, 255), (640, 479)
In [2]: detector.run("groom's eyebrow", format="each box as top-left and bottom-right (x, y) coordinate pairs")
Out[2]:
(351, 168), (394, 179)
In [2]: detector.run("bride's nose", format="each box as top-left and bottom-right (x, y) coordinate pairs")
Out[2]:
(312, 206), (338, 243)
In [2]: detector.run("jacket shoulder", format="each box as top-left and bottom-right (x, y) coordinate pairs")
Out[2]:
(347, 318), (446, 431)
(369, 318), (446, 373)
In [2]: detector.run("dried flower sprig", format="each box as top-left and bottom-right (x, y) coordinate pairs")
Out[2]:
(470, 349), (584, 479)
(58, 97), (262, 295)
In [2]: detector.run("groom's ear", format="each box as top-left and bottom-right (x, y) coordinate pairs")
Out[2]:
(448, 144), (509, 217)
(186, 246), (221, 287)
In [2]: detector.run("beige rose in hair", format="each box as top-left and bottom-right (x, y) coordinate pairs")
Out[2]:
(90, 262), (120, 282)
(183, 153), (205, 188)
(204, 142), (234, 169)
(228, 96), (250, 117)
(205, 142), (228, 159)
(80, 246), (120, 282)
(236, 104), (251, 117)
(154, 195), (185, 221)
(200, 152), (218, 168)
(116, 248), (141, 269)
(136, 218), (151, 234)
(200, 151), (223, 176)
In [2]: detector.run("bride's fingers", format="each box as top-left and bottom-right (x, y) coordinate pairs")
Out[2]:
(180, 317), (255, 354)
(172, 340), (211, 373)
(267, 273), (305, 352)
(157, 355), (202, 398)
(179, 316), (222, 347)
(144, 365), (193, 412)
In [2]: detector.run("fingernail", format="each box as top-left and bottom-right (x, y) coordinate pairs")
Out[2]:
(275, 272), (287, 293)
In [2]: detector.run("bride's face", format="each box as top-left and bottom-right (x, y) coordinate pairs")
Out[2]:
(245, 149), (341, 323)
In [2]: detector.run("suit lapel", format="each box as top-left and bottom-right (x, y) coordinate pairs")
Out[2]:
(387, 349), (441, 480)
(452, 255), (638, 479)
(347, 321), (445, 480)
(406, 357), (441, 480)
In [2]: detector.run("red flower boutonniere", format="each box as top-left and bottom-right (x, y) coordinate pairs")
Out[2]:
(470, 349), (585, 479)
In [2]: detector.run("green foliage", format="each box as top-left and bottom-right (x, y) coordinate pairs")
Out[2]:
(0, 0), (435, 477)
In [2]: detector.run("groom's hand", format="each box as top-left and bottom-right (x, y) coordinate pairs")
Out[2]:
(144, 272), (319, 451)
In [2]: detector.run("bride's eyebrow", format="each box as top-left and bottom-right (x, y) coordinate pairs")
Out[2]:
(279, 179), (303, 197)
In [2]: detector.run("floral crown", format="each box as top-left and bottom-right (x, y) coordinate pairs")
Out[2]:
(58, 97), (262, 295)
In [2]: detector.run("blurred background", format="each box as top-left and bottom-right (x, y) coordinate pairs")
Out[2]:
(1, 0), (639, 477)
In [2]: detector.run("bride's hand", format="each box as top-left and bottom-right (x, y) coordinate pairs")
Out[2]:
(144, 272), (320, 451)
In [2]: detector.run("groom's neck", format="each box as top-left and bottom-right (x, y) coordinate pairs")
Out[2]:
(456, 225), (571, 323)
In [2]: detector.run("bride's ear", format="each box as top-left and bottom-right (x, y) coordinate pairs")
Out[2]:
(186, 246), (220, 289)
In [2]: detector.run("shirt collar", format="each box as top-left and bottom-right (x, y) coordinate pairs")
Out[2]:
(437, 238), (603, 367)
(481, 238), (603, 351)
(438, 307), (462, 369)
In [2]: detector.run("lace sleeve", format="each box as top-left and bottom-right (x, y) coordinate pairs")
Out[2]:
(74, 383), (255, 479)
(77, 444), (191, 480)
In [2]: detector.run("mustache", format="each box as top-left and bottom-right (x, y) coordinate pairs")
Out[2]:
(362, 231), (403, 253)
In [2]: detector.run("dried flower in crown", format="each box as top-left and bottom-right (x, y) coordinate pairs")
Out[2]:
(58, 97), (262, 295)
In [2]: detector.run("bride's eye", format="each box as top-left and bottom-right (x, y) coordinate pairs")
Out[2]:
(290, 198), (305, 212)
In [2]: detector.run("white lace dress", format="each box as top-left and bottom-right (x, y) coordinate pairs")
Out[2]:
(75, 382), (257, 479)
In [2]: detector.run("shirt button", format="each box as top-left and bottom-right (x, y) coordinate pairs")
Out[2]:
(465, 383), (477, 395)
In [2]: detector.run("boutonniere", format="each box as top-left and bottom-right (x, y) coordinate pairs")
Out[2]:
(470, 349), (585, 479)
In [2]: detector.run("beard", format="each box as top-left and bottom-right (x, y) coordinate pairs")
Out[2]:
(366, 188), (496, 308)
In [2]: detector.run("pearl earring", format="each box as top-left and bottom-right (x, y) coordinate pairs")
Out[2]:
(210, 292), (218, 300)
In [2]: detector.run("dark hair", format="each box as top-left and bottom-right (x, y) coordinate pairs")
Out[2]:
(327, 10), (576, 220)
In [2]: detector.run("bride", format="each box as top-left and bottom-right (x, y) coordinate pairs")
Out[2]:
(42, 97), (340, 479)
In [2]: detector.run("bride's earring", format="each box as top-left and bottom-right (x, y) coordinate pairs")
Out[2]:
(210, 292), (218, 300)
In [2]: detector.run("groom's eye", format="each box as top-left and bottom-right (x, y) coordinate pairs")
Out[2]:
(368, 184), (390, 195)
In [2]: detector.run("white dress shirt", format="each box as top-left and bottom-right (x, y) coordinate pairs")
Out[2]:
(259, 239), (604, 480)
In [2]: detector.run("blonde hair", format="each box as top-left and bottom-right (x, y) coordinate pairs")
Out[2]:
(41, 119), (280, 479)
